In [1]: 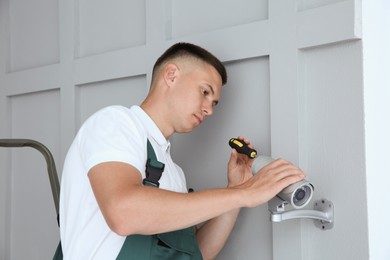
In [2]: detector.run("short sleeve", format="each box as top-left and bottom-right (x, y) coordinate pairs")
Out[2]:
(76, 106), (147, 176)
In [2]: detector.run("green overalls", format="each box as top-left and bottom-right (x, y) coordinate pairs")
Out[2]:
(116, 226), (201, 259)
(116, 139), (203, 259)
(53, 139), (203, 260)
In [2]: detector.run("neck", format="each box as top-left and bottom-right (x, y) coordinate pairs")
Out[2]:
(140, 97), (174, 140)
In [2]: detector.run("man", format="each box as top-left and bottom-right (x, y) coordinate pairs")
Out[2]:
(59, 42), (305, 259)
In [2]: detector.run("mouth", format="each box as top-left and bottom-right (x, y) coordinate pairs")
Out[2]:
(194, 114), (204, 124)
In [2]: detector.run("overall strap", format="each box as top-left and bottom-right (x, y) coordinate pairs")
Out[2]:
(143, 139), (165, 187)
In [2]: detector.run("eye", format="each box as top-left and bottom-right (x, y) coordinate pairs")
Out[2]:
(201, 85), (218, 107)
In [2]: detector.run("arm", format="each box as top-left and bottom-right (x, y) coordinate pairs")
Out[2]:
(195, 137), (255, 259)
(89, 162), (243, 236)
(195, 209), (240, 260)
(88, 152), (305, 237)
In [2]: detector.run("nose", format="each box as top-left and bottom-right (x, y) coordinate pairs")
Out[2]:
(203, 101), (214, 116)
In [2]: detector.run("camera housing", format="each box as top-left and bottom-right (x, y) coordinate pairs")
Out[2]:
(251, 156), (314, 209)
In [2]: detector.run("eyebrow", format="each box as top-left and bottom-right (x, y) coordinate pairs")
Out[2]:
(205, 84), (213, 94)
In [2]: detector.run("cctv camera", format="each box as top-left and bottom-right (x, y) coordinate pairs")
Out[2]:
(252, 156), (314, 209)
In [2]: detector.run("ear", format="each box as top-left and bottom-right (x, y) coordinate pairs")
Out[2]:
(163, 63), (179, 87)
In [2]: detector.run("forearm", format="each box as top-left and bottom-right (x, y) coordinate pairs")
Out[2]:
(105, 186), (244, 236)
(196, 208), (241, 260)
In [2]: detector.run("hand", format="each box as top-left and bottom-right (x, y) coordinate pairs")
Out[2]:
(234, 158), (306, 208)
(227, 136), (255, 187)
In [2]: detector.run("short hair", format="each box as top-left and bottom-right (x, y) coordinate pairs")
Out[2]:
(152, 42), (227, 85)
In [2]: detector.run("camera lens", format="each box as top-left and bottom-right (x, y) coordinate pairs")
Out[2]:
(295, 188), (306, 201)
(293, 186), (311, 207)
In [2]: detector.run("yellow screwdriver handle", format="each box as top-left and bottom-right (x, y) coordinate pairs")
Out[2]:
(228, 138), (257, 159)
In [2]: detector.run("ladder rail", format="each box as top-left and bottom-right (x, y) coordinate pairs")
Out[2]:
(0, 138), (60, 215)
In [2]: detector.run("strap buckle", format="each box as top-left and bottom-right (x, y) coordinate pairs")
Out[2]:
(143, 159), (165, 188)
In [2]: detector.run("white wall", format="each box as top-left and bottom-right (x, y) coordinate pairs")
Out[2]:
(0, 0), (387, 259)
(362, 0), (390, 259)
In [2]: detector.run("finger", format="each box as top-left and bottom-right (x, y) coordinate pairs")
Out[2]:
(271, 167), (306, 184)
(261, 158), (294, 171)
(275, 173), (306, 190)
(237, 135), (255, 149)
(229, 148), (253, 169)
(229, 148), (242, 163)
(259, 161), (305, 181)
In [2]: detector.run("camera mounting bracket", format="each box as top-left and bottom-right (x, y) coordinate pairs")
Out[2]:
(268, 197), (334, 230)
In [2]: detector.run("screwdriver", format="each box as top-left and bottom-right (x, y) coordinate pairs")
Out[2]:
(228, 138), (257, 159)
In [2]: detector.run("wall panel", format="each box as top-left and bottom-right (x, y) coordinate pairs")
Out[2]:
(76, 76), (147, 127)
(77, 0), (146, 58)
(170, 0), (268, 38)
(298, 0), (345, 11)
(8, 0), (59, 72)
(299, 41), (368, 260)
(9, 89), (61, 259)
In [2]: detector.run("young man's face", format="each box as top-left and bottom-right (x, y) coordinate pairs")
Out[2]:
(168, 61), (223, 133)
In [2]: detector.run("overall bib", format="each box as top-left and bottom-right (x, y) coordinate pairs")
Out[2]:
(53, 139), (203, 259)
(116, 139), (203, 259)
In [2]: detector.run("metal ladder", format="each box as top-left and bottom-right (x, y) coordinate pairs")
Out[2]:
(0, 139), (60, 217)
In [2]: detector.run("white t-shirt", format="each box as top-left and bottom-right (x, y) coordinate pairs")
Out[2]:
(59, 105), (188, 260)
